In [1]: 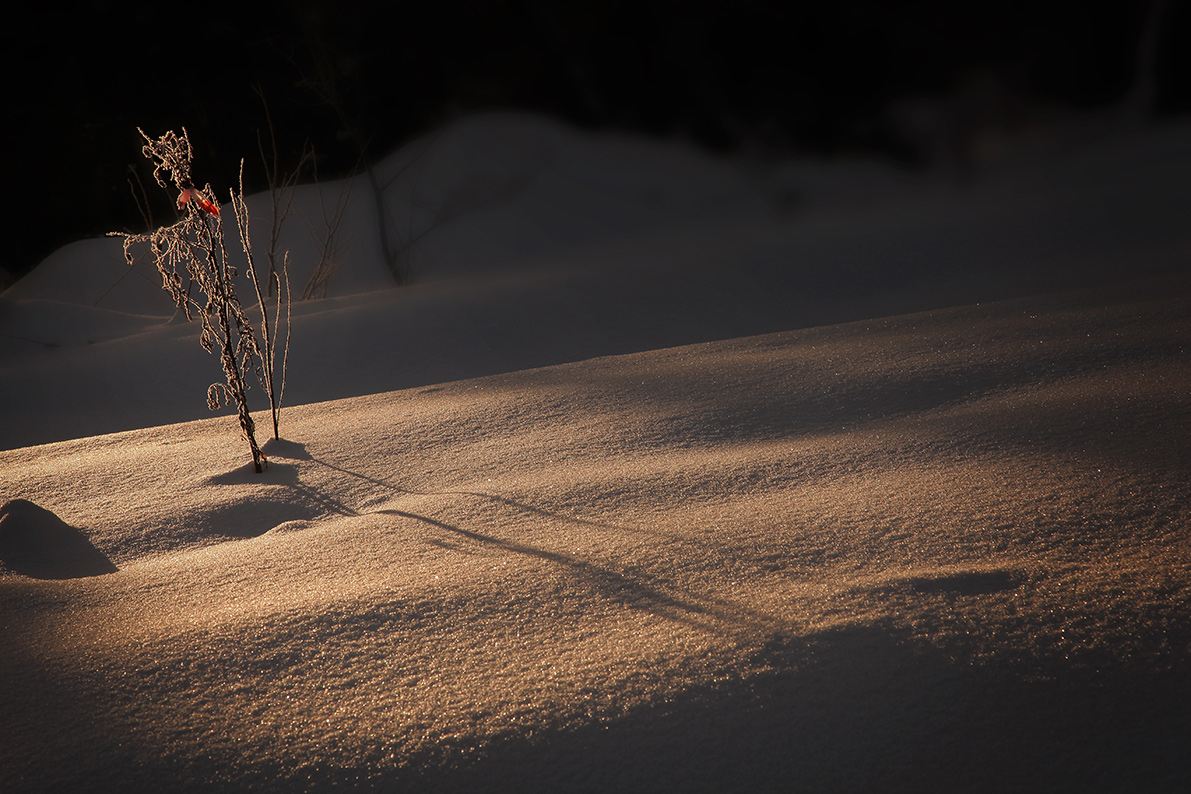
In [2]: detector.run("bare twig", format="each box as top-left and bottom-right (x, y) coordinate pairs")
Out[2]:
(300, 151), (354, 300)
(233, 160), (283, 441)
(255, 84), (314, 296)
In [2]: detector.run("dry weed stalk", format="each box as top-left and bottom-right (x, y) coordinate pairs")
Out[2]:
(231, 161), (290, 441)
(110, 128), (290, 473)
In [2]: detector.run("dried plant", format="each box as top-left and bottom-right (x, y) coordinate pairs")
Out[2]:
(254, 84), (313, 296)
(231, 160), (290, 441)
(110, 128), (288, 473)
(300, 151), (353, 300)
(280, 29), (405, 284)
(252, 85), (339, 301)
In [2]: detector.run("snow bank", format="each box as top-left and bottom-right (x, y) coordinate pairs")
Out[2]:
(4, 114), (1191, 451)
(1, 277), (1188, 791)
(1, 112), (1189, 791)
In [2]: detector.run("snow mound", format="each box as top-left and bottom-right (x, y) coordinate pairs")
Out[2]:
(3, 237), (165, 313)
(0, 299), (166, 352)
(0, 498), (117, 579)
(371, 113), (767, 280)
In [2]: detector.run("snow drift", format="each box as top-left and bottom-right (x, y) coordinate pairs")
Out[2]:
(1, 113), (1189, 792)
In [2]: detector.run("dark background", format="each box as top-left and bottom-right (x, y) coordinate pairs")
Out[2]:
(4, 0), (1188, 288)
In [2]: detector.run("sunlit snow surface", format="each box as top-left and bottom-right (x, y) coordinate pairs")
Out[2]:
(1, 114), (1189, 792)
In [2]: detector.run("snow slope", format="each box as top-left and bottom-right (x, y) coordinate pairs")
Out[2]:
(1, 113), (1190, 792)
(2, 278), (1189, 792)
(2, 113), (1189, 450)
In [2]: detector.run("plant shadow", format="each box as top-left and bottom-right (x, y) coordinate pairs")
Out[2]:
(377, 508), (775, 637)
